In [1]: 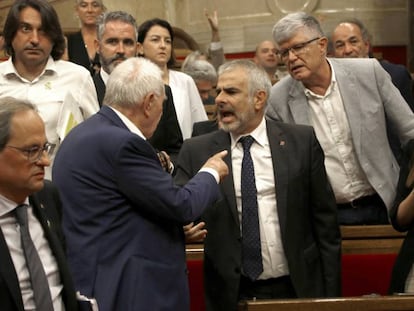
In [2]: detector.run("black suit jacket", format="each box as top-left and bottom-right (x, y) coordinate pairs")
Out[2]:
(0, 181), (78, 311)
(175, 120), (341, 311)
(92, 73), (106, 108)
(67, 31), (99, 75)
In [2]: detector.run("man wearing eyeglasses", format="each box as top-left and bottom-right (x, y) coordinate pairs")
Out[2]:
(0, 97), (79, 311)
(266, 12), (414, 225)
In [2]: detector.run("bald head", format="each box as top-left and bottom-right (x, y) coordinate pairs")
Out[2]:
(332, 21), (370, 58)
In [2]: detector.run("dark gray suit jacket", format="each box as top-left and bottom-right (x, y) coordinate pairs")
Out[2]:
(175, 120), (341, 311)
(0, 181), (78, 311)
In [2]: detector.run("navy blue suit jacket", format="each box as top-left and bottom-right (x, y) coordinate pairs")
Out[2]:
(52, 106), (220, 311)
(0, 181), (78, 311)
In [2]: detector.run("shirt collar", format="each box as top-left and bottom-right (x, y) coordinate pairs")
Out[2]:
(100, 68), (110, 85)
(3, 56), (57, 82)
(108, 106), (146, 140)
(0, 193), (29, 217)
(230, 117), (267, 150)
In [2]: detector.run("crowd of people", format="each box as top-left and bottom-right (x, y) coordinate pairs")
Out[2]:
(1, 1), (414, 311)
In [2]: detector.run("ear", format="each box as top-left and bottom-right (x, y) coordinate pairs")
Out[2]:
(253, 90), (267, 110)
(137, 42), (144, 56)
(318, 37), (329, 55)
(142, 92), (156, 118)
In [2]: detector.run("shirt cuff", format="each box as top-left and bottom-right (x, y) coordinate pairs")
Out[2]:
(199, 167), (220, 184)
(209, 41), (223, 51)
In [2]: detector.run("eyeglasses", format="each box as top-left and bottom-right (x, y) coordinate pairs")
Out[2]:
(6, 142), (56, 163)
(277, 37), (320, 61)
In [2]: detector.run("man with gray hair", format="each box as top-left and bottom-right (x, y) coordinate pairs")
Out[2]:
(0, 97), (79, 311)
(53, 57), (229, 311)
(266, 12), (414, 225)
(176, 59), (340, 310)
(182, 59), (217, 105)
(93, 11), (183, 169)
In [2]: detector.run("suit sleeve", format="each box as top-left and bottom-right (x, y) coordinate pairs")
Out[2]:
(308, 130), (342, 297)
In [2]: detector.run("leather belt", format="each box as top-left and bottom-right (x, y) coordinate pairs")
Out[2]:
(337, 193), (382, 209)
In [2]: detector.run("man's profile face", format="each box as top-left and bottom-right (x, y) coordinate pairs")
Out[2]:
(97, 20), (138, 74)
(0, 110), (50, 203)
(332, 23), (369, 58)
(12, 7), (53, 68)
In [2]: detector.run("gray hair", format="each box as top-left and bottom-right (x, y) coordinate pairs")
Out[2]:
(96, 11), (137, 41)
(218, 59), (271, 104)
(272, 12), (324, 44)
(0, 97), (36, 150)
(182, 59), (217, 85)
(103, 57), (164, 108)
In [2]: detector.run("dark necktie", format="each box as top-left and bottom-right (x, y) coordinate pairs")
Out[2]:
(15, 204), (54, 311)
(240, 135), (263, 280)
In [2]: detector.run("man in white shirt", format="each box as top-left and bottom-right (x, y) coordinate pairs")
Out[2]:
(175, 60), (340, 310)
(0, 0), (99, 179)
(266, 12), (414, 225)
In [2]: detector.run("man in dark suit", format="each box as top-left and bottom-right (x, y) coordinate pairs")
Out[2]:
(331, 18), (414, 163)
(94, 11), (183, 166)
(52, 57), (229, 311)
(175, 60), (341, 311)
(0, 97), (78, 311)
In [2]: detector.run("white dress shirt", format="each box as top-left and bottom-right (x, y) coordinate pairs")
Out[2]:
(0, 56), (99, 179)
(231, 118), (289, 279)
(306, 62), (375, 203)
(0, 194), (64, 311)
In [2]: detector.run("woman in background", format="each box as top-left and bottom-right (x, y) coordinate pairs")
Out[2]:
(137, 18), (208, 140)
(67, 0), (105, 75)
(389, 139), (414, 294)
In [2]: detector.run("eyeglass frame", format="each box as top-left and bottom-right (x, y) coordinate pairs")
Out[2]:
(277, 37), (321, 61)
(5, 142), (56, 163)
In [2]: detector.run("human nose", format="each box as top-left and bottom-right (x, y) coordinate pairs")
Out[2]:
(343, 42), (354, 55)
(30, 30), (40, 45)
(36, 151), (51, 167)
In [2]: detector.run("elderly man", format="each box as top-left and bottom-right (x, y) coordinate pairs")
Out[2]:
(0, 0), (99, 179)
(266, 12), (414, 225)
(175, 59), (341, 310)
(0, 97), (79, 311)
(53, 57), (228, 311)
(93, 10), (182, 168)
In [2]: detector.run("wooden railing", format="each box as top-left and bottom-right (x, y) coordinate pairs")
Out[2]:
(186, 225), (406, 258)
(237, 295), (414, 311)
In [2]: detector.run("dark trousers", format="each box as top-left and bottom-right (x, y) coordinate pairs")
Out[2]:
(238, 275), (297, 301)
(337, 193), (389, 225)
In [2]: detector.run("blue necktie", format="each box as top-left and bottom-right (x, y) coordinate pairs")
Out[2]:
(15, 204), (54, 311)
(240, 135), (263, 280)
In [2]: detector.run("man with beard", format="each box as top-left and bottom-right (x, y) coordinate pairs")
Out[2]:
(94, 11), (183, 171)
(175, 59), (341, 310)
(0, 0), (99, 179)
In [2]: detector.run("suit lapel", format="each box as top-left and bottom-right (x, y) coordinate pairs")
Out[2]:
(212, 131), (240, 227)
(288, 81), (312, 125)
(29, 195), (77, 311)
(0, 227), (25, 311)
(266, 121), (288, 238)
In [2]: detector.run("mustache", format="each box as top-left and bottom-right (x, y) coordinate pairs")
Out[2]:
(109, 54), (127, 63)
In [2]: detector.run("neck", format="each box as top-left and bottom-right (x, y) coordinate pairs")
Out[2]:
(13, 57), (47, 82)
(303, 59), (331, 96)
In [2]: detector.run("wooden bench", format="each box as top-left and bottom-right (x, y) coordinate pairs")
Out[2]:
(237, 295), (414, 311)
(186, 225), (407, 310)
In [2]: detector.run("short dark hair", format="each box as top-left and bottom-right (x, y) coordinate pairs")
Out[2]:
(0, 97), (36, 151)
(137, 18), (176, 68)
(4, 0), (65, 60)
